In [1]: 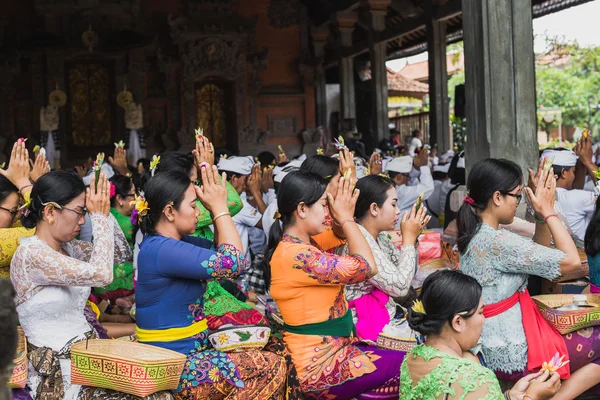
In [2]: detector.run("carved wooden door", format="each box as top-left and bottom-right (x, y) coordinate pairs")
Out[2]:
(65, 61), (115, 155)
(195, 79), (237, 150)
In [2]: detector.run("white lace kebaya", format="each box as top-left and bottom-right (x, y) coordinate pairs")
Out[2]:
(10, 212), (131, 399)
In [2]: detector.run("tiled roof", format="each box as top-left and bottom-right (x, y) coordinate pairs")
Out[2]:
(387, 67), (429, 95)
(398, 52), (464, 82)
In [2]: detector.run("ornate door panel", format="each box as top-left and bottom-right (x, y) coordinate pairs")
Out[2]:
(195, 80), (236, 150)
(65, 61), (115, 152)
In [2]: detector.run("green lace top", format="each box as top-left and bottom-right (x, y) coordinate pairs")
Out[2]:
(400, 344), (504, 400)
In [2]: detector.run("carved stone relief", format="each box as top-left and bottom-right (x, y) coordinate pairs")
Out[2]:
(268, 0), (302, 28)
(268, 115), (297, 137)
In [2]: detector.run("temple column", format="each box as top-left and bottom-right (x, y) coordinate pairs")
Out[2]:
(364, 0), (391, 145)
(335, 12), (357, 120)
(312, 28), (329, 127)
(427, 18), (452, 152)
(462, 0), (537, 175)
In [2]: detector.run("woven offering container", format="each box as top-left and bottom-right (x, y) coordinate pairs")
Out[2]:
(71, 340), (185, 397)
(533, 294), (600, 335)
(8, 326), (27, 389)
(377, 333), (417, 352)
(209, 324), (270, 353)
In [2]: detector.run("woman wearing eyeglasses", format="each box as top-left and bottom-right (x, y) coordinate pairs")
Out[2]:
(9, 171), (152, 399)
(458, 158), (600, 399)
(93, 174), (138, 304)
(0, 139), (50, 278)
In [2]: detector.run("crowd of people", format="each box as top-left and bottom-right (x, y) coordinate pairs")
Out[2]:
(0, 128), (600, 399)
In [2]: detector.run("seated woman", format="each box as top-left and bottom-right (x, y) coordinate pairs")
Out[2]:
(401, 270), (560, 399)
(135, 167), (287, 399)
(93, 175), (137, 304)
(340, 174), (429, 340)
(457, 158), (600, 399)
(10, 171), (161, 399)
(584, 196), (600, 293)
(263, 170), (405, 399)
(0, 139), (50, 277)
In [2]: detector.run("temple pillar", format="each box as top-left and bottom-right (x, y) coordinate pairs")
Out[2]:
(335, 12), (357, 120)
(462, 0), (537, 175)
(364, 0), (391, 145)
(312, 28), (329, 127)
(427, 18), (452, 152)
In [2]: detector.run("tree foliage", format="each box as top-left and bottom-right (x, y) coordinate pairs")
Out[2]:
(536, 39), (600, 135)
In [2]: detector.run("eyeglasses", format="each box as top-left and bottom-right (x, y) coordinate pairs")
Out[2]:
(42, 201), (87, 218)
(61, 206), (88, 218)
(502, 192), (522, 205)
(0, 206), (18, 221)
(122, 193), (136, 199)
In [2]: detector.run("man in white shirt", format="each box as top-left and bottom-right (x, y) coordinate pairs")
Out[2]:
(385, 148), (435, 227)
(408, 129), (424, 157)
(217, 156), (265, 261)
(544, 149), (597, 243)
(426, 164), (452, 228)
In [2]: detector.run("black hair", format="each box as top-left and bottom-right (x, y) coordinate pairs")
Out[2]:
(354, 175), (395, 220)
(456, 158), (522, 254)
(257, 151), (276, 167)
(412, 129), (421, 138)
(301, 155), (339, 182)
(585, 196), (600, 257)
(552, 165), (573, 180)
(155, 152), (195, 177)
(0, 279), (18, 372)
(109, 175), (135, 208)
(137, 158), (151, 172)
(432, 170), (449, 181)
(407, 270), (482, 336)
(448, 151), (466, 186)
(261, 170), (328, 290)
(21, 171), (86, 229)
(0, 175), (18, 204)
(139, 171), (193, 236)
(219, 171), (243, 182)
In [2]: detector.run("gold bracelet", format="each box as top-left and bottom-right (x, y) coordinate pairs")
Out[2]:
(213, 211), (231, 222)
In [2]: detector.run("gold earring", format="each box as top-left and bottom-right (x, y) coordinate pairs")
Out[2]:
(49, 218), (54, 225)
(119, 202), (123, 206)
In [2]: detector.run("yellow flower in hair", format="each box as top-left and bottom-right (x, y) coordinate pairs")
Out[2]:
(19, 197), (32, 210)
(150, 155), (161, 176)
(33, 145), (40, 153)
(316, 147), (324, 155)
(412, 300), (426, 315)
(0, 162), (5, 169)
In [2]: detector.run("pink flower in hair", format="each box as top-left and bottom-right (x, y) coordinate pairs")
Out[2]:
(109, 182), (116, 199)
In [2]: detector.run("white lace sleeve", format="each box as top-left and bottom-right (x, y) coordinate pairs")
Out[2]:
(11, 213), (114, 305)
(69, 213), (131, 263)
(368, 233), (417, 298)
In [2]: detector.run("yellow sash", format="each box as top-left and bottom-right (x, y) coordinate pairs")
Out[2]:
(136, 319), (208, 343)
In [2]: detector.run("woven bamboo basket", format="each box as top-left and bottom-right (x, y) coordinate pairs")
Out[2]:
(8, 326), (27, 389)
(377, 333), (417, 352)
(533, 294), (600, 335)
(71, 340), (185, 397)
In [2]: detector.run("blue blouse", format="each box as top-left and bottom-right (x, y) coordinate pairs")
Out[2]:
(136, 235), (246, 354)
(589, 253), (600, 287)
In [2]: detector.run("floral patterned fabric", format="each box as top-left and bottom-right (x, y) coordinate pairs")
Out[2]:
(270, 231), (404, 396)
(400, 344), (503, 399)
(136, 235), (288, 398)
(340, 224), (417, 323)
(0, 226), (35, 278)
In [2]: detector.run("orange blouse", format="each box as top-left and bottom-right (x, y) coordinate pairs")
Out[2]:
(270, 231), (378, 393)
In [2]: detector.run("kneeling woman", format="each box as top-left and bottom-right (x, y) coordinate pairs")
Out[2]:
(401, 270), (560, 399)
(340, 175), (429, 340)
(458, 158), (600, 399)
(263, 170), (405, 399)
(135, 167), (287, 399)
